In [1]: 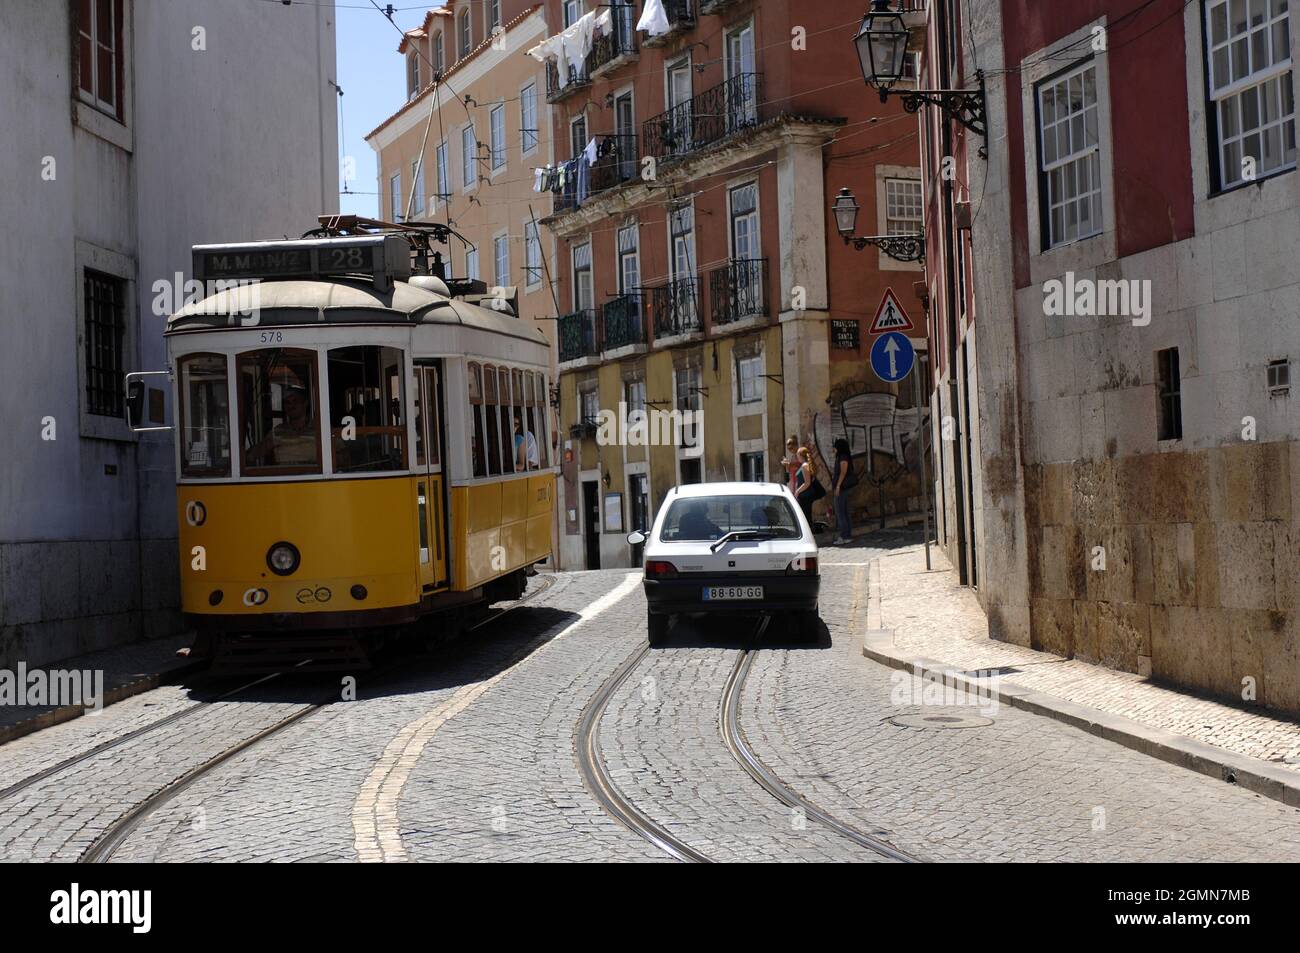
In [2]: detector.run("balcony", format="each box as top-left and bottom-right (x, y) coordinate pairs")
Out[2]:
(709, 258), (769, 328)
(642, 0), (696, 48)
(549, 134), (638, 217)
(642, 73), (764, 162)
(602, 294), (647, 353)
(590, 3), (638, 79)
(699, 0), (744, 14)
(647, 277), (702, 343)
(558, 309), (601, 364)
(545, 59), (591, 104)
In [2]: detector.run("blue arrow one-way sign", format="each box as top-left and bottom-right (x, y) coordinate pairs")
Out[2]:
(869, 331), (915, 383)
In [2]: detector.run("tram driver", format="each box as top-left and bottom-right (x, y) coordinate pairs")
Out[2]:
(247, 385), (318, 467)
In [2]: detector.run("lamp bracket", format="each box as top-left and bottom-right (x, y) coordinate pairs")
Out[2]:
(884, 70), (988, 148)
(841, 230), (926, 263)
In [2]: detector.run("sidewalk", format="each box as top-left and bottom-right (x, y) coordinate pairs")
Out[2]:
(864, 543), (1300, 808)
(0, 633), (202, 745)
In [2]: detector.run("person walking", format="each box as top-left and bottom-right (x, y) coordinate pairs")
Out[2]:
(793, 446), (824, 525)
(829, 437), (857, 545)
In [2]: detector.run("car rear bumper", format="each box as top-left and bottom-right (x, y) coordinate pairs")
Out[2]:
(644, 574), (820, 615)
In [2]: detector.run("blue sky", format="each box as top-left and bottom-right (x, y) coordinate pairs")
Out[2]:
(335, 2), (443, 218)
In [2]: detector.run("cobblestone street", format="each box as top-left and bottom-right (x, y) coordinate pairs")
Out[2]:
(3, 542), (1299, 863)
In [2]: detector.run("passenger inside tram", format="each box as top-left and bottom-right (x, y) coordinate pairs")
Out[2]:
(246, 386), (318, 467)
(514, 413), (539, 470)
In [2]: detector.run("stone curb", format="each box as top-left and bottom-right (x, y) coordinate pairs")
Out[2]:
(864, 559), (1300, 810)
(0, 658), (208, 748)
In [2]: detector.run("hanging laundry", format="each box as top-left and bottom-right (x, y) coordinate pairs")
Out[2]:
(637, 0), (671, 38)
(525, 9), (614, 89)
(533, 167), (546, 193)
(583, 138), (598, 167)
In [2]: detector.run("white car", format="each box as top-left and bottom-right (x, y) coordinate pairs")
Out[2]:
(626, 482), (820, 646)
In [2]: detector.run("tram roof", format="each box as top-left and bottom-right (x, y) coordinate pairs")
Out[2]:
(166, 277), (547, 347)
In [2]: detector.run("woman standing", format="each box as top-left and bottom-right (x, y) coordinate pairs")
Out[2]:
(780, 435), (800, 494)
(793, 447), (824, 525)
(830, 437), (855, 545)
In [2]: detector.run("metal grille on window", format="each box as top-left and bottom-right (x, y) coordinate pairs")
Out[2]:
(84, 270), (126, 418)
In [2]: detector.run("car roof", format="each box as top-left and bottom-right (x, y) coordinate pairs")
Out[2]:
(666, 482), (791, 499)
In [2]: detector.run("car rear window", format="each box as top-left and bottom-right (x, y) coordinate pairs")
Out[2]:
(660, 495), (802, 542)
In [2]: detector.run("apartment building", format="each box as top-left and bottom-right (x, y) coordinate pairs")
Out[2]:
(922, 0), (1300, 713)
(533, 0), (930, 570)
(0, 0), (338, 668)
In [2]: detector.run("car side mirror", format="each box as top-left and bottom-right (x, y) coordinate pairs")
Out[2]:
(124, 370), (173, 433)
(812, 521), (828, 534)
(626, 530), (646, 546)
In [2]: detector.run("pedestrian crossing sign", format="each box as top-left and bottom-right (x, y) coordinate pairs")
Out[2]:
(869, 288), (915, 334)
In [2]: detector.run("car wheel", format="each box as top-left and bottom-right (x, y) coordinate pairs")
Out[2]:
(647, 611), (669, 647)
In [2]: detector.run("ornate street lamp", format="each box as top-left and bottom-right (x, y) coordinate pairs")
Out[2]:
(855, 0), (988, 144)
(831, 187), (924, 263)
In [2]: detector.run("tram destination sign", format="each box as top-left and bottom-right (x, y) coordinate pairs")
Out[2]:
(193, 235), (411, 293)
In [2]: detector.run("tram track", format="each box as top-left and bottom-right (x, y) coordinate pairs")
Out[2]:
(0, 577), (560, 862)
(720, 621), (921, 863)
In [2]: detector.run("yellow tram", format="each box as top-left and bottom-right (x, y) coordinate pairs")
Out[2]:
(153, 224), (555, 667)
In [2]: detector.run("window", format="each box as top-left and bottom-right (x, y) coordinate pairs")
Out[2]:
(435, 141), (449, 208)
(679, 458), (702, 485)
(524, 220), (543, 289)
(669, 204), (695, 281)
(661, 494), (801, 541)
(520, 83), (539, 154)
(740, 451), (766, 483)
(178, 354), (230, 477)
(513, 371), (542, 471)
(675, 364), (700, 413)
(573, 240), (593, 312)
(490, 104), (506, 170)
(564, 0), (582, 28)
(458, 8), (472, 58)
(327, 346), (406, 474)
(237, 348), (321, 475)
(1268, 357), (1291, 395)
(411, 159), (425, 218)
(618, 223), (640, 296)
(1037, 61), (1102, 247)
(482, 364), (504, 474)
(75, 0), (124, 119)
(389, 170), (402, 221)
(468, 361), (486, 477)
(462, 123), (477, 188)
(432, 32), (444, 74)
(406, 52), (420, 100)
(1206, 0), (1295, 189)
(625, 377), (646, 415)
(570, 115), (588, 162)
(488, 0), (501, 31)
(737, 354), (763, 403)
(728, 184), (761, 317)
(885, 178), (923, 235)
(1156, 347), (1183, 441)
(580, 386), (599, 425)
(465, 247), (480, 280)
(83, 270), (126, 417)
(494, 233), (510, 288)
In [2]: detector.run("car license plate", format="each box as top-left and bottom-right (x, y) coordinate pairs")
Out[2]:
(704, 586), (763, 601)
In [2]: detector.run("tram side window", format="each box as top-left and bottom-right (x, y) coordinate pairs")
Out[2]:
(513, 368), (538, 471)
(468, 362), (486, 478)
(327, 346), (407, 474)
(532, 371), (547, 468)
(237, 348), (321, 475)
(178, 353), (231, 478)
(483, 365), (503, 475)
(499, 366), (515, 475)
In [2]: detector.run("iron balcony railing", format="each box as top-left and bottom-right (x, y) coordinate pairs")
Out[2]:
(558, 308), (601, 362)
(650, 0), (695, 37)
(709, 258), (769, 325)
(642, 72), (763, 161)
(602, 293), (646, 350)
(647, 277), (702, 339)
(590, 133), (639, 193)
(545, 58), (591, 101)
(590, 3), (638, 74)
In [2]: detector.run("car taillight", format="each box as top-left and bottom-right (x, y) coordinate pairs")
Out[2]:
(786, 556), (818, 574)
(644, 560), (678, 579)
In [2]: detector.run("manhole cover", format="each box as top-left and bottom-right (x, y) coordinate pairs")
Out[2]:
(890, 713), (993, 729)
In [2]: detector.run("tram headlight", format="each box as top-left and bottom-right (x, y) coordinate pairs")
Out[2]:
(267, 542), (301, 576)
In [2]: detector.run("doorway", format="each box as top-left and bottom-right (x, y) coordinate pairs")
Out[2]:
(582, 479), (601, 570)
(628, 473), (649, 564)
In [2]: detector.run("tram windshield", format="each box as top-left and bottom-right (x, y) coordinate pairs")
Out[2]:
(178, 353), (232, 477)
(326, 345), (406, 472)
(237, 348), (322, 475)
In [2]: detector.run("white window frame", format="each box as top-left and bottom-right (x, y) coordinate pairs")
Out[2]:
(487, 0), (501, 32)
(1204, 0), (1296, 191)
(461, 122), (477, 193)
(434, 140), (449, 210)
(407, 52), (421, 100)
(489, 103), (507, 173)
(564, 0), (583, 28)
(389, 169), (402, 221)
(432, 31), (444, 74)
(737, 354), (763, 404)
(458, 8), (472, 58)
(572, 239), (594, 313)
(493, 230), (510, 289)
(524, 219), (543, 291)
(520, 81), (539, 156)
(411, 159), (425, 218)
(874, 165), (923, 272)
(1036, 59), (1103, 248)
(465, 247), (480, 281)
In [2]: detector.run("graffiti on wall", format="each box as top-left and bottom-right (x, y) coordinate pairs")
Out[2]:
(812, 385), (927, 474)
